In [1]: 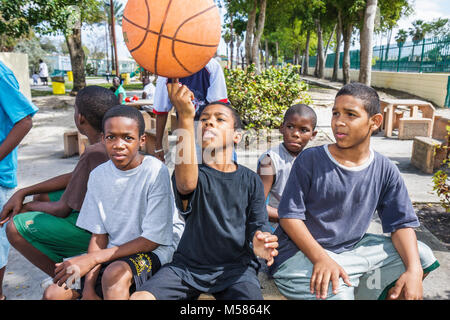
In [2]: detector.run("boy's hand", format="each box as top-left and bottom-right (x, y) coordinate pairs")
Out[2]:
(311, 255), (352, 299)
(252, 231), (278, 266)
(166, 79), (195, 120)
(53, 254), (97, 287)
(0, 190), (26, 226)
(388, 269), (424, 300)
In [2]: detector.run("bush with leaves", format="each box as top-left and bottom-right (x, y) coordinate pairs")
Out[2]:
(432, 125), (450, 212)
(224, 64), (311, 130)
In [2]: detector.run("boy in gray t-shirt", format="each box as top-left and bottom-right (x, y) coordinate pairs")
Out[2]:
(44, 106), (184, 300)
(271, 83), (439, 300)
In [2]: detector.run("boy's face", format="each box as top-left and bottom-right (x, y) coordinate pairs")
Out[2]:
(112, 77), (120, 87)
(199, 104), (241, 151)
(331, 95), (381, 149)
(102, 116), (145, 170)
(280, 113), (317, 156)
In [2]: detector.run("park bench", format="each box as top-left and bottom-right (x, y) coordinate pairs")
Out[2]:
(411, 115), (449, 174)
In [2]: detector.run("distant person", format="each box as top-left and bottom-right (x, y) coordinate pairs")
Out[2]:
(141, 76), (155, 111)
(0, 60), (38, 300)
(39, 59), (48, 86)
(112, 76), (126, 104)
(31, 72), (39, 86)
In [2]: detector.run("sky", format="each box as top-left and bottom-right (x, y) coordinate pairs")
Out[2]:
(81, 0), (450, 60)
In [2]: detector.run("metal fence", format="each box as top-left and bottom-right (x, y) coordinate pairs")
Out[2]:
(309, 36), (450, 73)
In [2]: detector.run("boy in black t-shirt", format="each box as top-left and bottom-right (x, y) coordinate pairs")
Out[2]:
(130, 80), (278, 300)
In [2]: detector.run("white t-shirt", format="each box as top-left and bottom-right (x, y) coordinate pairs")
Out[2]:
(76, 156), (184, 265)
(39, 62), (48, 77)
(142, 83), (155, 107)
(153, 58), (228, 119)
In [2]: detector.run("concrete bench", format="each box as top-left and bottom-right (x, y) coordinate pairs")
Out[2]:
(411, 136), (447, 174)
(63, 131), (89, 157)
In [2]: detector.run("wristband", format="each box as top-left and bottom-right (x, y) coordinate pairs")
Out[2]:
(154, 148), (164, 153)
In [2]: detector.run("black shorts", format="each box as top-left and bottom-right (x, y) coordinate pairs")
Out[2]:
(40, 77), (48, 82)
(139, 265), (263, 300)
(77, 251), (161, 299)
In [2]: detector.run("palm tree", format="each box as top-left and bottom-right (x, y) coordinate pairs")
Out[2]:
(409, 20), (430, 60)
(395, 29), (408, 48)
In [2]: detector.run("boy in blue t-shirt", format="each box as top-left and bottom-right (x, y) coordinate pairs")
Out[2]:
(270, 82), (439, 300)
(130, 80), (278, 300)
(0, 61), (38, 300)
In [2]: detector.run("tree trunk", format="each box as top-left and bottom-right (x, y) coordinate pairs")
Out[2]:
(332, 11), (342, 81)
(236, 36), (242, 69)
(323, 23), (337, 73)
(252, 0), (266, 73)
(229, 12), (234, 69)
(315, 18), (325, 79)
(359, 0), (378, 85)
(66, 29), (86, 95)
(302, 30), (311, 75)
(245, 0), (257, 66)
(342, 23), (353, 84)
(275, 41), (279, 67)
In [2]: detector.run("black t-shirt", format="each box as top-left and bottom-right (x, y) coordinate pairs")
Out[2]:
(169, 163), (272, 292)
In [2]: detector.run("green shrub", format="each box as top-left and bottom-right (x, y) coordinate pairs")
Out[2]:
(224, 64), (311, 130)
(432, 125), (450, 212)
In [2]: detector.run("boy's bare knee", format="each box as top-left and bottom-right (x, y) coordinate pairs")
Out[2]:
(129, 291), (156, 300)
(102, 261), (132, 288)
(5, 220), (20, 245)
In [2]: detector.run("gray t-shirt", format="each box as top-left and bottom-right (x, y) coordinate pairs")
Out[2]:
(257, 143), (296, 209)
(76, 156), (183, 266)
(270, 145), (419, 274)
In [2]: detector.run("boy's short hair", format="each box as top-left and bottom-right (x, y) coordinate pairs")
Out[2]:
(102, 105), (146, 136)
(203, 101), (243, 130)
(284, 104), (317, 129)
(335, 82), (380, 116)
(75, 86), (119, 132)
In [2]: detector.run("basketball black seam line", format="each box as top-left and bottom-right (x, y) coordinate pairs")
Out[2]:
(128, 0), (151, 54)
(171, 5), (218, 75)
(154, 0), (174, 75)
(123, 15), (218, 47)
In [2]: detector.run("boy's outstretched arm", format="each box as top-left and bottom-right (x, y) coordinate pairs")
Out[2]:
(0, 173), (72, 226)
(389, 228), (424, 300)
(167, 79), (198, 195)
(280, 218), (352, 299)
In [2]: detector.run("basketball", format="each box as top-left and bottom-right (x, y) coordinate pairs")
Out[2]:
(122, 0), (221, 79)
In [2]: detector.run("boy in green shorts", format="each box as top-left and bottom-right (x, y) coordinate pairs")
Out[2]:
(0, 86), (118, 277)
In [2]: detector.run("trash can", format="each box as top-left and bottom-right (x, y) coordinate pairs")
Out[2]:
(67, 71), (73, 82)
(51, 76), (65, 95)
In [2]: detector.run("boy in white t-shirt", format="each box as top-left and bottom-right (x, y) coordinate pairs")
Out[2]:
(43, 105), (184, 300)
(257, 104), (317, 227)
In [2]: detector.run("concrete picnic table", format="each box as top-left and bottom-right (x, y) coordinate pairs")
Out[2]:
(380, 99), (435, 138)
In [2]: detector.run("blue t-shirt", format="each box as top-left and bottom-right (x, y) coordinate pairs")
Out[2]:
(270, 145), (419, 274)
(0, 61), (38, 188)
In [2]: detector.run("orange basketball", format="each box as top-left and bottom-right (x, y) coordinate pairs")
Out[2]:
(122, 0), (221, 78)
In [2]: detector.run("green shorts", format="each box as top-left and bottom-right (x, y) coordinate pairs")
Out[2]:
(13, 190), (91, 263)
(273, 233), (440, 300)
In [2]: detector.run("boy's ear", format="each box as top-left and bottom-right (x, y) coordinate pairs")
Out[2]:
(311, 130), (318, 139)
(370, 113), (383, 131)
(139, 133), (146, 148)
(233, 129), (243, 145)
